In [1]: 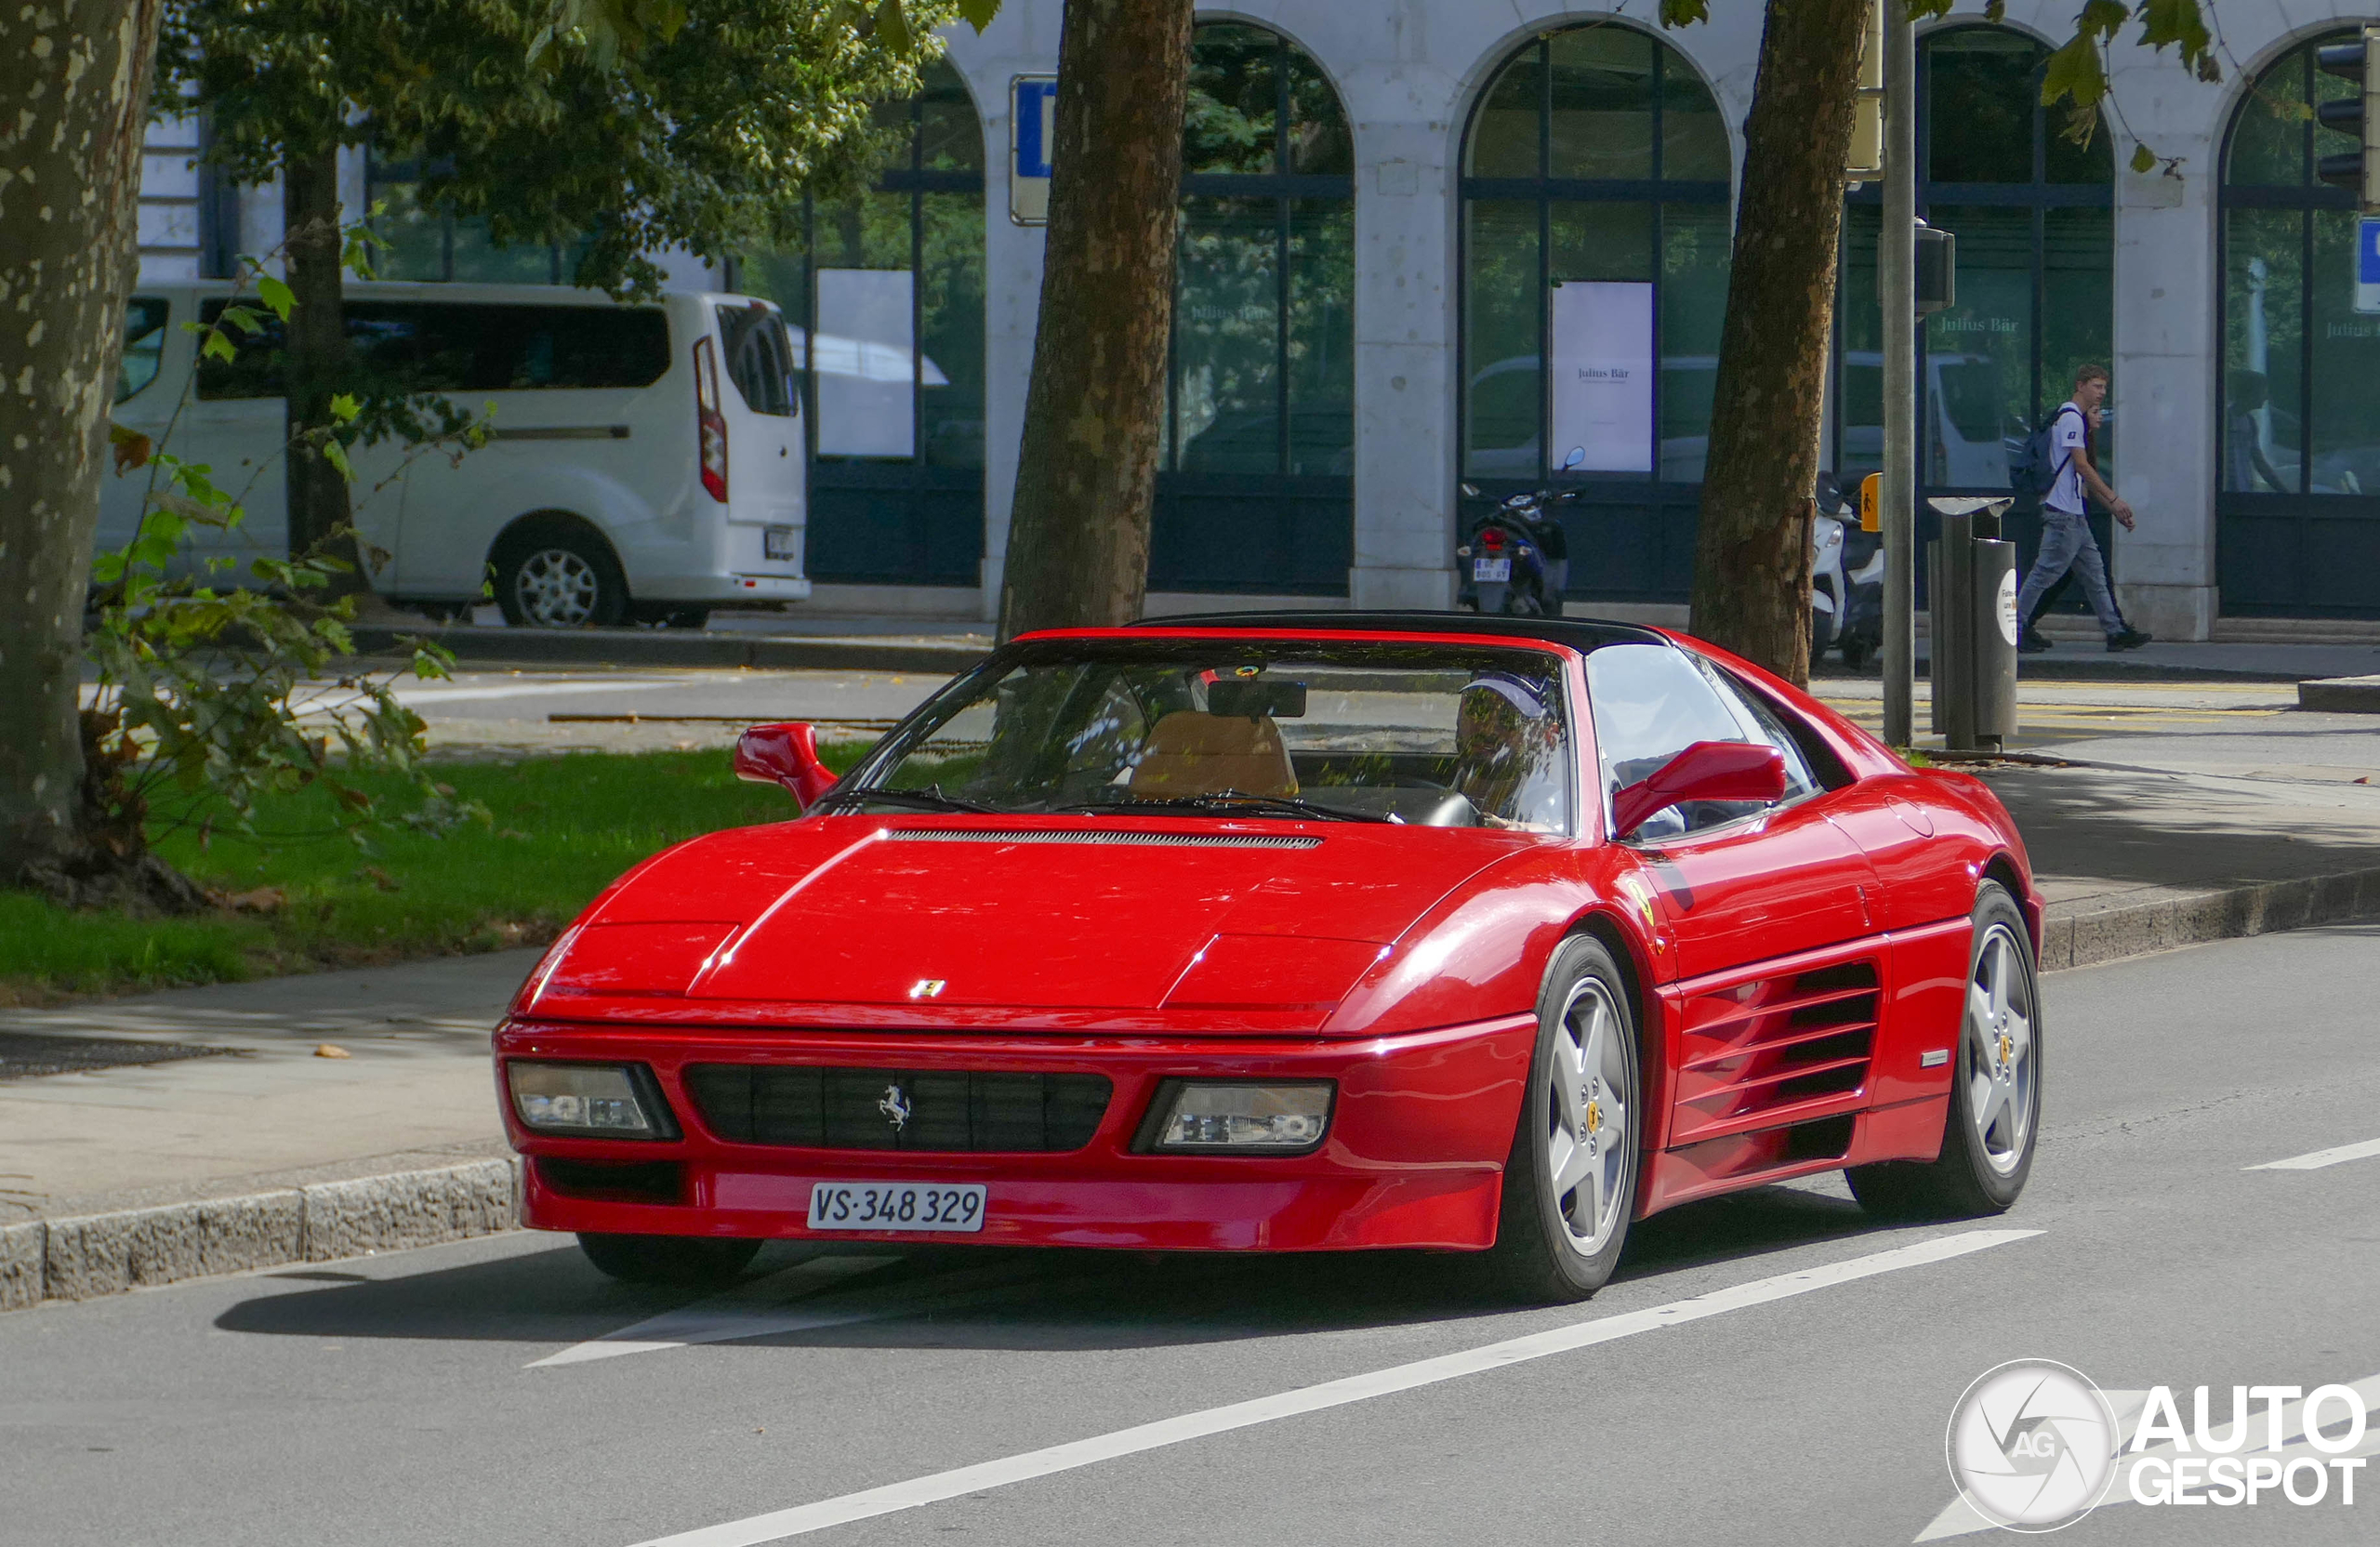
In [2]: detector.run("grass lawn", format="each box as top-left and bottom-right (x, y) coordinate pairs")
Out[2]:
(0, 744), (867, 1004)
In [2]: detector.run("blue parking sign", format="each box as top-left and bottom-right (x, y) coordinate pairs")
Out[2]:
(2360, 218), (2380, 314)
(1010, 76), (1057, 225)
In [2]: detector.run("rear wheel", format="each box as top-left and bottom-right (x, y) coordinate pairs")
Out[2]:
(495, 521), (628, 628)
(1846, 882), (2039, 1218)
(576, 1232), (762, 1288)
(1482, 934), (1642, 1303)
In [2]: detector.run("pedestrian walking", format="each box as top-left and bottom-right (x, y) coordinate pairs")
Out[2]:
(2016, 364), (2152, 653)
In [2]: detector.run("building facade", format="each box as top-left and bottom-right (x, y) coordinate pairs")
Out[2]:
(139, 2), (2380, 635)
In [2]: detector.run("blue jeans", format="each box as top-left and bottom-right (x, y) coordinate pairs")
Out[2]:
(2016, 509), (2123, 637)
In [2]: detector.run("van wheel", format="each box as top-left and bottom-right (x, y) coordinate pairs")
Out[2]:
(496, 523), (628, 628)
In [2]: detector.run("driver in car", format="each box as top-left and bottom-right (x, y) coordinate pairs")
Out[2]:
(1453, 674), (1568, 831)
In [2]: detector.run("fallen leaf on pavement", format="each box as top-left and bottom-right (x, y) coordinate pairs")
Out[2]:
(314, 1044), (350, 1059)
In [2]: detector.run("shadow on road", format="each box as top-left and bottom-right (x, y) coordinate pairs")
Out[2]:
(212, 1180), (1893, 1353)
(1978, 763), (2380, 890)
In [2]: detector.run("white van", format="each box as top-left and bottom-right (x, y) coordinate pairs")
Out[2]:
(105, 282), (809, 628)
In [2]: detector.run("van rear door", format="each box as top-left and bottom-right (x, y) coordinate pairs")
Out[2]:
(711, 298), (805, 576)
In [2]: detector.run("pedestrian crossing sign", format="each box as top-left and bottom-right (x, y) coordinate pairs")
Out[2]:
(2360, 217), (2380, 314)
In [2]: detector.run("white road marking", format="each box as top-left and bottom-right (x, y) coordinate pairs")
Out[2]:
(2246, 1136), (2380, 1170)
(1915, 1375), (2380, 1540)
(529, 1255), (898, 1368)
(626, 1227), (2041, 1547)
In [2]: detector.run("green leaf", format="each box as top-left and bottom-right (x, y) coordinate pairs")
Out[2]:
(2130, 142), (2157, 174)
(1658, 0), (1710, 24)
(323, 441), (355, 481)
(875, 0), (912, 55)
(329, 392), (362, 424)
(201, 330), (237, 364)
(2136, 0), (2211, 66)
(218, 304), (265, 336)
(955, 0), (1000, 32)
(2040, 33), (2109, 111)
(257, 274), (296, 322)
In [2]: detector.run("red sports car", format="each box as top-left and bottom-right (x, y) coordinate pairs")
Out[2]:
(495, 614), (2042, 1302)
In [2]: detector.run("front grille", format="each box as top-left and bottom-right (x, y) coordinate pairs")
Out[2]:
(884, 828), (1320, 850)
(683, 1064), (1113, 1153)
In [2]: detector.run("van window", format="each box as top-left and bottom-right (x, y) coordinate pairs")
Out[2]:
(716, 303), (797, 416)
(116, 298), (170, 403)
(196, 298), (670, 400)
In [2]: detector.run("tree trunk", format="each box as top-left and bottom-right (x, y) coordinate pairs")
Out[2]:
(0, 0), (165, 886)
(996, 0), (1193, 640)
(282, 145), (364, 595)
(1688, 0), (1871, 686)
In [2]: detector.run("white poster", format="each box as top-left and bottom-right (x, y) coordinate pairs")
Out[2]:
(814, 268), (916, 457)
(1549, 280), (1655, 473)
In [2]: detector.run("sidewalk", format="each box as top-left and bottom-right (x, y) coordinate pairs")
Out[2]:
(7, 753), (2379, 1310)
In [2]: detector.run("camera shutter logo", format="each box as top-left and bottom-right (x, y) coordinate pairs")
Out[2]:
(1946, 1360), (2121, 1532)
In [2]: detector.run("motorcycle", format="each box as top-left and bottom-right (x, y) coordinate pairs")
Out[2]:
(1456, 449), (1581, 617)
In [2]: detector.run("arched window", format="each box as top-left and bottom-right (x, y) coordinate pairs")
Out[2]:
(1835, 27), (2111, 501)
(2217, 32), (2380, 616)
(1459, 22), (1731, 602)
(738, 61), (986, 587)
(1151, 21), (1355, 596)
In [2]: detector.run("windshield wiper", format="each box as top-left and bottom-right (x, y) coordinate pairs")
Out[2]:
(1055, 791), (1383, 824)
(819, 784), (1002, 815)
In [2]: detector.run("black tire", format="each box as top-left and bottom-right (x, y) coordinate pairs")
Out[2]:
(494, 519), (629, 628)
(1840, 635), (1873, 670)
(1482, 934), (1643, 1303)
(576, 1232), (762, 1288)
(1846, 882), (2040, 1219)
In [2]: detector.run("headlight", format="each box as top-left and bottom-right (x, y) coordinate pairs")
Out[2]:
(506, 1061), (673, 1139)
(1141, 1080), (1334, 1154)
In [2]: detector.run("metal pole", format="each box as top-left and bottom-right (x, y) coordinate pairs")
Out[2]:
(1880, 0), (1917, 747)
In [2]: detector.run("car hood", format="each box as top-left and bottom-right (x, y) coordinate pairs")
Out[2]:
(531, 815), (1539, 1013)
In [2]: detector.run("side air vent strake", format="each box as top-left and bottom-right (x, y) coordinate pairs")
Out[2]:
(883, 829), (1321, 850)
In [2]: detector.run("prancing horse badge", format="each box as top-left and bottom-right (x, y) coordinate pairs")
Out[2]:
(879, 1083), (912, 1131)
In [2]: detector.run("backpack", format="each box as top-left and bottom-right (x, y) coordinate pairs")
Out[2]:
(2010, 403), (2083, 497)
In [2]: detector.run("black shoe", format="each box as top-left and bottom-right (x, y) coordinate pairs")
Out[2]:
(2106, 628), (2152, 652)
(2017, 629), (2053, 654)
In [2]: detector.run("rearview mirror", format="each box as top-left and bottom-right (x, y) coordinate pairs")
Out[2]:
(1609, 741), (1787, 839)
(734, 721), (839, 810)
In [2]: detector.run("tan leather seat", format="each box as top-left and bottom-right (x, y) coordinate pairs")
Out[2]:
(1130, 710), (1298, 798)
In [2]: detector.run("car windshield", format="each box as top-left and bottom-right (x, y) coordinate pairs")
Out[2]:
(835, 641), (1577, 833)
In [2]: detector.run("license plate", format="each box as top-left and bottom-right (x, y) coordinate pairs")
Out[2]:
(763, 524), (799, 562)
(1473, 556), (1512, 582)
(808, 1181), (985, 1233)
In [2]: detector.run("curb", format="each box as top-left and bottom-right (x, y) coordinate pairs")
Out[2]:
(7, 866), (2380, 1314)
(2038, 865), (2380, 971)
(2296, 676), (2380, 712)
(346, 624), (988, 675)
(0, 1157), (520, 1314)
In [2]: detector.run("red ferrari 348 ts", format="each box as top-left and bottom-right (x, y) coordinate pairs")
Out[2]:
(496, 614), (2042, 1302)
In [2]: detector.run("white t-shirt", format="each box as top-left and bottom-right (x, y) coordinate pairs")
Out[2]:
(2045, 402), (2089, 514)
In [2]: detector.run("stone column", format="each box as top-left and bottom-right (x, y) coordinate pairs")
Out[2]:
(1343, 85), (1461, 609)
(2104, 50), (2221, 640)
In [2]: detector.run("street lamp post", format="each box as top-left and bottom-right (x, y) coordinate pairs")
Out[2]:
(1881, 0), (1917, 748)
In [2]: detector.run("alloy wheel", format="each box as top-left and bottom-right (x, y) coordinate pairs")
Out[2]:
(514, 548), (600, 627)
(1546, 976), (1631, 1253)
(1964, 920), (2035, 1176)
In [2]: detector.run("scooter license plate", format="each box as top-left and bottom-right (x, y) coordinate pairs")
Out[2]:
(1473, 557), (1513, 583)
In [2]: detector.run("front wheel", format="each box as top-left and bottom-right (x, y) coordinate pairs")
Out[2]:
(576, 1232), (762, 1288)
(1846, 882), (2040, 1218)
(1482, 934), (1642, 1303)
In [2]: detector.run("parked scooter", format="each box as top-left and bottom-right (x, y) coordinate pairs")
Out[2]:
(1818, 476), (1884, 669)
(1456, 447), (1582, 616)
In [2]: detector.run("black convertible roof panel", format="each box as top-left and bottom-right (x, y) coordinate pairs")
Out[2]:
(1131, 610), (1670, 653)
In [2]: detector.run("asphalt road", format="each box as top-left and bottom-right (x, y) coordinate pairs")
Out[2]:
(5, 924), (2377, 1546)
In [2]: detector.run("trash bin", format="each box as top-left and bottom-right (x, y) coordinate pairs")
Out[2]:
(1926, 497), (2018, 754)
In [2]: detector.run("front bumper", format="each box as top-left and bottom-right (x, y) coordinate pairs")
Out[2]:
(496, 1016), (1535, 1252)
